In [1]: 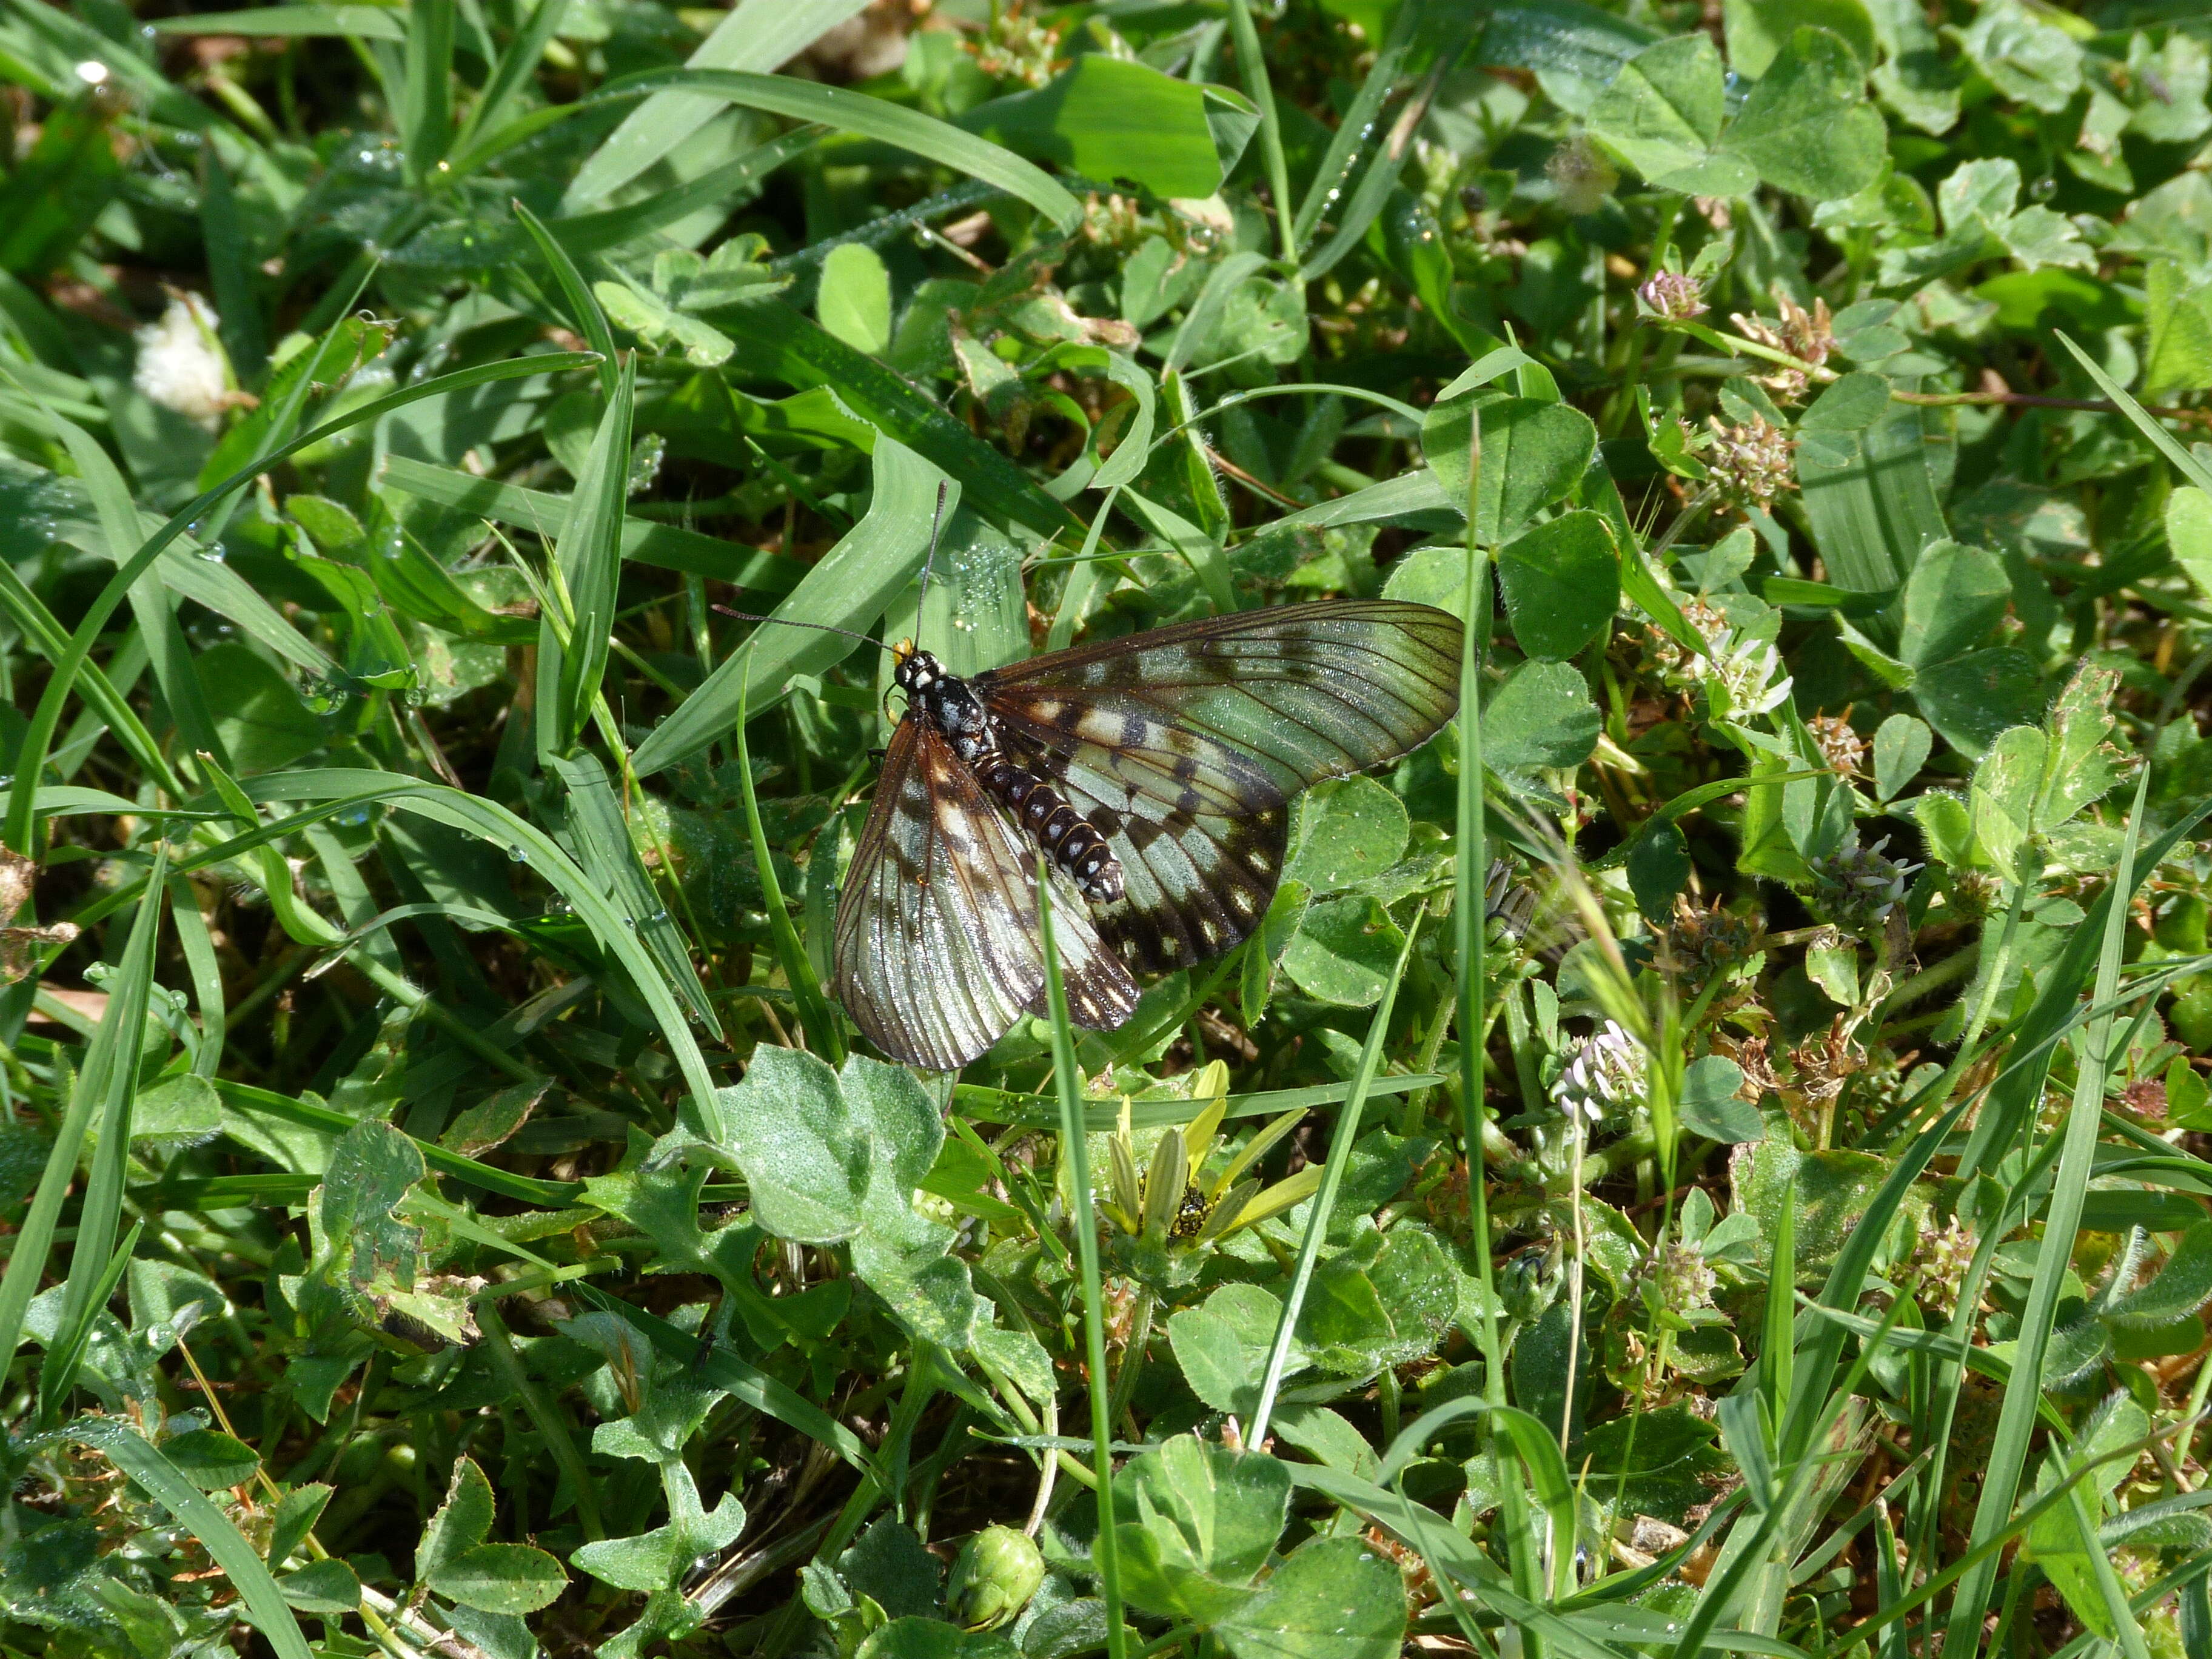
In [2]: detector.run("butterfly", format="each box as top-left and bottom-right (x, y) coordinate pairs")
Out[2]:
(830, 599), (1464, 1072)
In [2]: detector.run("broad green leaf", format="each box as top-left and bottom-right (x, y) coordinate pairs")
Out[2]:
(1213, 1534), (1406, 1659)
(1495, 510), (1619, 661)
(2105, 1222), (2212, 1328)
(1872, 713), (1930, 802)
(818, 243), (893, 357)
(1108, 1435), (1289, 1621)
(1587, 35), (1752, 196)
(1680, 1055), (1761, 1142)
(962, 55), (1228, 201)
(268, 1483), (332, 1567)
(1956, 0), (2081, 114)
(1626, 819), (1691, 922)
(200, 644), (323, 776)
(1797, 374), (1948, 591)
(1720, 27), (1887, 201)
(1240, 877), (1313, 1027)
(2037, 661), (2127, 833)
(1471, 0), (1660, 116)
(1423, 394), (1597, 545)
(1896, 539), (2008, 668)
(276, 1559), (361, 1613)
(719, 1048), (942, 1246)
(1484, 659), (1602, 775)
(1287, 777), (1409, 893)
(2166, 485), (2212, 601)
(856, 1619), (1017, 1659)
(415, 1460), (566, 1619)
(1724, 0), (1875, 78)
(1281, 897), (1405, 1008)
(1915, 648), (2042, 760)
(162, 1429), (259, 1489)
(1967, 725), (2045, 871)
(429, 1543), (569, 1615)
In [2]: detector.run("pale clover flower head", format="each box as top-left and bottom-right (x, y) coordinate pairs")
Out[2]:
(1661, 597), (1792, 721)
(1638, 269), (1708, 322)
(1638, 1237), (1718, 1312)
(1553, 1019), (1646, 1129)
(1913, 1216), (1979, 1318)
(1812, 834), (1921, 931)
(133, 293), (229, 432)
(1704, 415), (1798, 511)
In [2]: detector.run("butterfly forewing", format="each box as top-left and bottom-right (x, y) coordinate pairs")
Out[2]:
(832, 718), (1139, 1072)
(976, 600), (1461, 975)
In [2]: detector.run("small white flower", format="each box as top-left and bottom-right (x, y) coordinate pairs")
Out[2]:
(1813, 835), (1923, 931)
(1553, 1020), (1646, 1128)
(133, 294), (229, 432)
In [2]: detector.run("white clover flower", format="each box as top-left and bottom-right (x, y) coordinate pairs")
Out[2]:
(1553, 1020), (1646, 1128)
(1711, 632), (1792, 719)
(1812, 834), (1922, 931)
(133, 293), (229, 432)
(1655, 596), (1793, 722)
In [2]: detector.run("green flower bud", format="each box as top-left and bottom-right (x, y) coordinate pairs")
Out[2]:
(947, 1525), (1045, 1630)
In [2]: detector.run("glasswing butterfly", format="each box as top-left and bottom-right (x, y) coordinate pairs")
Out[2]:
(824, 591), (1464, 1072)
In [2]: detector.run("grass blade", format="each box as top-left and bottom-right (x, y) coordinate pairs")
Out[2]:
(732, 669), (843, 1063)
(543, 353), (634, 758)
(561, 0), (868, 207)
(604, 67), (1080, 232)
(1224, 0), (1295, 261)
(551, 751), (720, 1035)
(453, 0), (570, 162)
(1, 349), (598, 857)
(0, 849), (166, 1375)
(1034, 854), (1128, 1659)
(629, 436), (948, 777)
(400, 0), (454, 181)
(2056, 330), (2212, 495)
(512, 201), (619, 398)
(55, 1418), (314, 1659)
(1249, 911), (1424, 1446)
(1941, 754), (2161, 1657)
(39, 1218), (142, 1426)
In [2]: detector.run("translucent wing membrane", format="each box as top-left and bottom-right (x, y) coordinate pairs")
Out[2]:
(976, 600), (1461, 974)
(833, 719), (1139, 1071)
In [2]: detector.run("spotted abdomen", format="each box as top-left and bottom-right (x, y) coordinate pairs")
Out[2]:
(973, 753), (1125, 903)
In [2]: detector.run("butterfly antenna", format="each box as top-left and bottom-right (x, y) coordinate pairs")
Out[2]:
(711, 606), (879, 648)
(914, 482), (950, 622)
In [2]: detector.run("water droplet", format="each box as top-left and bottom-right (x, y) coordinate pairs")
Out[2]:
(508, 845), (528, 862)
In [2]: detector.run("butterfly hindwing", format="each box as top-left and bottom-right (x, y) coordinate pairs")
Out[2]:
(831, 718), (1138, 1072)
(974, 600), (1461, 975)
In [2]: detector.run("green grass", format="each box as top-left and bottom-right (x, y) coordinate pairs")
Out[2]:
(3, 3), (2212, 1658)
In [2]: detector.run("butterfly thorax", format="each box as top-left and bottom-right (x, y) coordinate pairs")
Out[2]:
(896, 646), (1126, 905)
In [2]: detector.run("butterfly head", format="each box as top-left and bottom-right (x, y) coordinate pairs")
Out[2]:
(893, 642), (943, 695)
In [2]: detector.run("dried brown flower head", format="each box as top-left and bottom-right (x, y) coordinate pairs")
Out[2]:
(1729, 293), (1834, 401)
(1806, 711), (1866, 778)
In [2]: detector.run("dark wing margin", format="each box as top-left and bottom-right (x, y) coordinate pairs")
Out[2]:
(831, 719), (1139, 1073)
(975, 600), (1461, 976)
